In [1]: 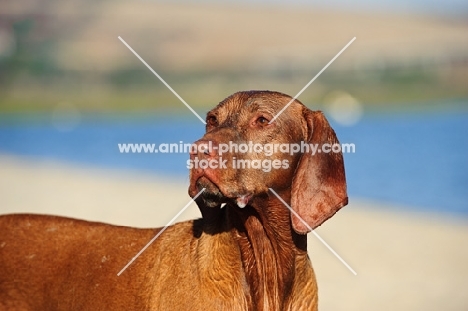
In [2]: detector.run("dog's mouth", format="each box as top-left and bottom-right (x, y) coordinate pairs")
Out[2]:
(194, 176), (252, 209)
(195, 176), (226, 208)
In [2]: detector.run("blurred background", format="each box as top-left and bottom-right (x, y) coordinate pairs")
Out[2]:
(0, 0), (467, 310)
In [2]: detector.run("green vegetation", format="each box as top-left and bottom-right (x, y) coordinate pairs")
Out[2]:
(1, 65), (467, 115)
(1, 12), (467, 115)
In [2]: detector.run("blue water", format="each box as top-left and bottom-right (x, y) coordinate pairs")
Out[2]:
(0, 110), (467, 215)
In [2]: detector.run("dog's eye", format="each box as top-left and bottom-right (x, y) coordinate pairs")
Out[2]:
(256, 116), (269, 125)
(207, 115), (218, 127)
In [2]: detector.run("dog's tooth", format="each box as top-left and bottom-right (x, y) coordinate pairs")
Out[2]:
(236, 195), (249, 208)
(237, 201), (247, 208)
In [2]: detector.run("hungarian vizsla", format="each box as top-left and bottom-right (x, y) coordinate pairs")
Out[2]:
(0, 91), (347, 310)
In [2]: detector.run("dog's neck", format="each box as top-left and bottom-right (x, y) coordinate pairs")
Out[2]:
(226, 191), (308, 311)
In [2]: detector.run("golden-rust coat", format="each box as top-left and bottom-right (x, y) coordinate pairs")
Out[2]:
(0, 91), (347, 310)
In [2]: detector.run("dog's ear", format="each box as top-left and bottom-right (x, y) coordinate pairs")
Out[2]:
(290, 108), (348, 234)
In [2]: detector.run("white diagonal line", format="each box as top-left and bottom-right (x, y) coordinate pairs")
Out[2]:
(269, 37), (356, 124)
(269, 188), (357, 275)
(117, 188), (206, 276)
(118, 36), (206, 125)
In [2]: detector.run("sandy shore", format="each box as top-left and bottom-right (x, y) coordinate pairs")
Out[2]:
(1, 154), (467, 310)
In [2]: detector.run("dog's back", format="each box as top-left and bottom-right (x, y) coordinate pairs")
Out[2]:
(0, 214), (160, 310)
(0, 214), (251, 310)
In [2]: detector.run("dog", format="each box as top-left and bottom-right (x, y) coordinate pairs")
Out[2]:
(0, 90), (347, 310)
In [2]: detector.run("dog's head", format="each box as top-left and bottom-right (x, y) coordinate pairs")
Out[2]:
(188, 91), (347, 233)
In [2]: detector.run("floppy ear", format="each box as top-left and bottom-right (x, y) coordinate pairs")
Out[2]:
(290, 108), (348, 234)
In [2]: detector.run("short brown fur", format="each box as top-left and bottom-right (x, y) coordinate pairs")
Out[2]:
(0, 91), (347, 310)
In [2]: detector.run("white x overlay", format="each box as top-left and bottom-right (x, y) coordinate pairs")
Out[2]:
(269, 37), (356, 123)
(117, 35), (357, 276)
(118, 36), (206, 124)
(117, 188), (205, 276)
(269, 188), (357, 275)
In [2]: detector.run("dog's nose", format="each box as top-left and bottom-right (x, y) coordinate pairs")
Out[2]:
(190, 140), (218, 159)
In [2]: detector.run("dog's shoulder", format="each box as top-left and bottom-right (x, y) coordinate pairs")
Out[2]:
(0, 213), (109, 230)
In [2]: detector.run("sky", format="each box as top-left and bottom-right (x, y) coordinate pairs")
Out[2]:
(193, 0), (468, 16)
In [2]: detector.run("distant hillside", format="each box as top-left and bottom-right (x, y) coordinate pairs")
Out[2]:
(0, 0), (467, 111)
